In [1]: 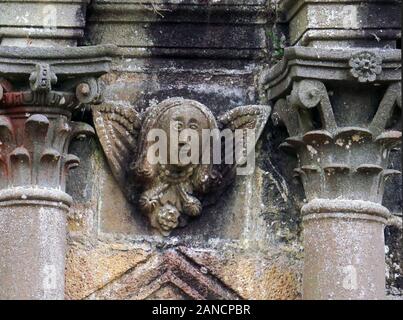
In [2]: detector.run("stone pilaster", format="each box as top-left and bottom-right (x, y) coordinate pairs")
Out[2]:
(262, 0), (401, 299)
(0, 41), (113, 298)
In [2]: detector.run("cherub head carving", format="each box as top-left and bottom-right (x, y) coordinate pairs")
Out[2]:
(132, 99), (218, 189)
(93, 97), (270, 236)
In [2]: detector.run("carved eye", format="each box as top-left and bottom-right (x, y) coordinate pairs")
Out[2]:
(189, 122), (199, 130)
(173, 121), (184, 131)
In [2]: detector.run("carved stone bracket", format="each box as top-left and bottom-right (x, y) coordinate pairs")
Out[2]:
(93, 97), (270, 236)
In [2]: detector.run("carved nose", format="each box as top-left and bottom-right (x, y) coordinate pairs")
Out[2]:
(178, 141), (191, 154)
(178, 140), (188, 146)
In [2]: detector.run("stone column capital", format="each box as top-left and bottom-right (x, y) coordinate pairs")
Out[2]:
(0, 45), (114, 196)
(261, 47), (401, 210)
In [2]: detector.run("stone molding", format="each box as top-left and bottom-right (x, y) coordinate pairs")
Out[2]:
(302, 199), (391, 223)
(260, 47), (401, 100)
(0, 44), (114, 79)
(0, 187), (73, 209)
(277, 0), (401, 48)
(0, 0), (91, 46)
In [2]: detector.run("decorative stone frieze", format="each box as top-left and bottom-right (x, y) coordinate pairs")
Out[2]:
(0, 45), (113, 299)
(93, 97), (269, 235)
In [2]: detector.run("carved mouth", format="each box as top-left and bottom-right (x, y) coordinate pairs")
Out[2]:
(177, 142), (192, 166)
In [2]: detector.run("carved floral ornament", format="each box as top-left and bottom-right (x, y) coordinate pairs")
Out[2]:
(349, 51), (382, 83)
(93, 98), (270, 235)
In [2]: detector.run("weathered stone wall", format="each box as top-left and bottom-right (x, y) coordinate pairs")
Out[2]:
(63, 0), (402, 300)
(65, 0), (303, 300)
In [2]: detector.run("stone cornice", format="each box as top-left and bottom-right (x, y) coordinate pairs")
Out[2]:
(278, 0), (401, 21)
(261, 47), (401, 100)
(0, 45), (115, 79)
(88, 0), (268, 24)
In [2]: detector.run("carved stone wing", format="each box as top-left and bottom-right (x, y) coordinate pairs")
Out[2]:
(92, 103), (142, 190)
(218, 104), (270, 167)
(204, 105), (270, 200)
(219, 105), (271, 133)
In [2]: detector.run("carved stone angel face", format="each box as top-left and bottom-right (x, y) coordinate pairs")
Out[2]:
(159, 104), (211, 172)
(93, 97), (270, 236)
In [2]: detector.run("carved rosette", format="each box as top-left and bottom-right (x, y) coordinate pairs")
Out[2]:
(349, 51), (383, 83)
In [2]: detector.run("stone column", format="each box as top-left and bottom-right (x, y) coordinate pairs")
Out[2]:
(0, 98), (90, 299)
(261, 0), (401, 299)
(0, 0), (113, 298)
